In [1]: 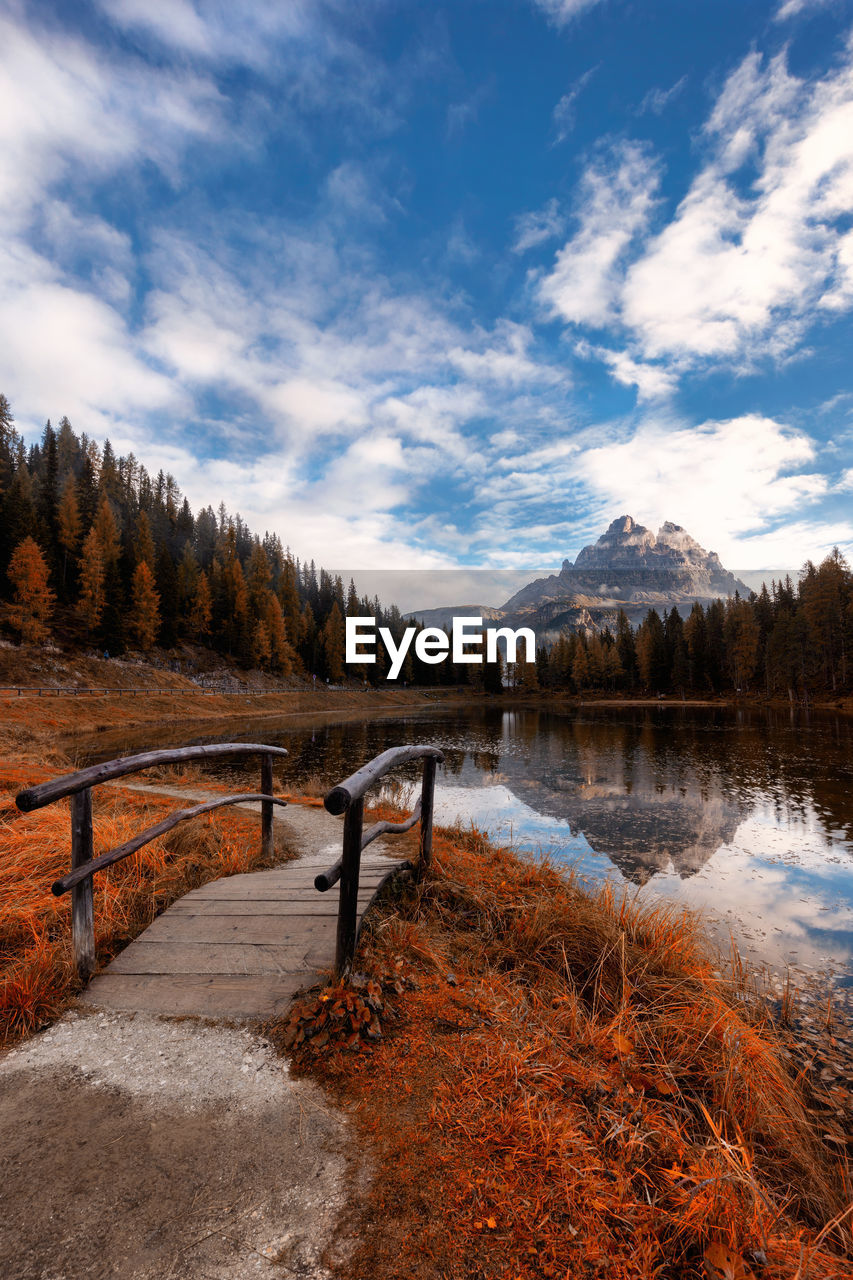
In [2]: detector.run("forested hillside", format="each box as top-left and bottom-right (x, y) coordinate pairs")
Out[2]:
(1, 394), (851, 699)
(0, 395), (453, 685)
(532, 557), (853, 701)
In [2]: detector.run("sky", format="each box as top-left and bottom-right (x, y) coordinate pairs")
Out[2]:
(2, 0), (853, 581)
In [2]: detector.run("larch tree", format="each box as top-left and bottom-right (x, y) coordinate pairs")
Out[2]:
(77, 528), (107, 635)
(130, 561), (161, 651)
(93, 497), (120, 569)
(189, 570), (213, 640)
(251, 617), (272, 669)
(133, 510), (155, 569)
(265, 592), (294, 674)
(6, 537), (54, 643)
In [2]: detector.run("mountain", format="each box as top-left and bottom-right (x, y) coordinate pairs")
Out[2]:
(408, 516), (750, 642)
(502, 516), (748, 621)
(404, 603), (504, 630)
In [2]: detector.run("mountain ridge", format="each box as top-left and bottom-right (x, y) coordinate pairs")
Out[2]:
(409, 516), (750, 640)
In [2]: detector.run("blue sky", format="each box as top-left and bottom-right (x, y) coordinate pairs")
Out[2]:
(2, 0), (853, 575)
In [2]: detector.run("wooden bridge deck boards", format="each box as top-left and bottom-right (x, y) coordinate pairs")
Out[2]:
(82, 848), (399, 1020)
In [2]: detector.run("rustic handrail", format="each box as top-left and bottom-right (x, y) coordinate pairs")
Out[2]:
(15, 743), (288, 811)
(320, 744), (444, 980)
(15, 743), (288, 981)
(51, 793), (289, 896)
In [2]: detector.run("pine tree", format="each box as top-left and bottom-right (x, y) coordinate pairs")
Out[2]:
(321, 601), (346, 682)
(37, 420), (59, 561)
(246, 542), (272, 618)
(724, 598), (760, 690)
(129, 562), (161, 651)
(57, 477), (82, 594)
(0, 393), (15, 494)
(155, 543), (179, 645)
(3, 462), (37, 563)
(6, 537), (54, 643)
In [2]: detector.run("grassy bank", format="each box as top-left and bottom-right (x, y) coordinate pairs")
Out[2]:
(0, 774), (297, 1043)
(3, 689), (852, 1275)
(275, 814), (853, 1280)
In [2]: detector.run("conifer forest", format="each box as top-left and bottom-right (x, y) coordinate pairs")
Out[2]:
(1, 395), (851, 699)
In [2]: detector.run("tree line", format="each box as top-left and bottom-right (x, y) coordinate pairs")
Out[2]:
(0, 394), (465, 684)
(2, 393), (850, 697)
(527, 555), (852, 701)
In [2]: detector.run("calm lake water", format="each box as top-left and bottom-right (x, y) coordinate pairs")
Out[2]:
(76, 703), (853, 989)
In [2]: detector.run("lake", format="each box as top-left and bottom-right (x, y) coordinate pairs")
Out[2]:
(75, 702), (853, 992)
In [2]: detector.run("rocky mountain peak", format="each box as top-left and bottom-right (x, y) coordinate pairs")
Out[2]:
(609, 514), (637, 534)
(499, 515), (749, 624)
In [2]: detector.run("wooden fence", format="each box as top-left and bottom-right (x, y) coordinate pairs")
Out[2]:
(15, 740), (446, 990)
(317, 745), (444, 978)
(0, 686), (254, 697)
(15, 744), (288, 980)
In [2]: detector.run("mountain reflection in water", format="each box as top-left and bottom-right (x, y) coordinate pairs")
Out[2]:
(73, 703), (853, 984)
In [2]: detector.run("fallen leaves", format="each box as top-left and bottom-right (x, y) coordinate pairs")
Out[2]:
(703, 1242), (757, 1280)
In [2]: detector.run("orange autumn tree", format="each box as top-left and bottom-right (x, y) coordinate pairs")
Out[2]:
(77, 528), (106, 635)
(188, 570), (212, 640)
(6, 537), (55, 643)
(129, 561), (161, 651)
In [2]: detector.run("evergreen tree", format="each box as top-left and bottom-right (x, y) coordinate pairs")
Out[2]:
(321, 601), (346, 681)
(57, 477), (82, 595)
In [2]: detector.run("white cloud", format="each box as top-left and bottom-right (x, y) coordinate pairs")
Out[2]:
(572, 415), (833, 564)
(97, 0), (315, 66)
(539, 141), (660, 327)
(638, 76), (687, 116)
(324, 162), (391, 223)
(0, 238), (184, 436)
(623, 46), (853, 364)
(552, 66), (597, 143)
(532, 0), (604, 25)
(775, 0), (833, 21)
(576, 342), (677, 400)
(0, 14), (224, 231)
(448, 322), (561, 387)
(513, 199), (565, 253)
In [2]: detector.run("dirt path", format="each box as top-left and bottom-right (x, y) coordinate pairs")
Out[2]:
(0, 799), (371, 1280)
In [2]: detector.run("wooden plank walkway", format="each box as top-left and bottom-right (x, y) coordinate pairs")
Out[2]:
(81, 794), (400, 1020)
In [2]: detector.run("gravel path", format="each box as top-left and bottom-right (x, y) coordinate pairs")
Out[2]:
(0, 799), (367, 1280)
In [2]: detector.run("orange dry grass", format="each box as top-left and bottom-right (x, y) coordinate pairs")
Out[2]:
(287, 820), (852, 1280)
(0, 777), (289, 1044)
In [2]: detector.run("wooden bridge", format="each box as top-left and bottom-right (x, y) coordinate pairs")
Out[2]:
(15, 742), (444, 1021)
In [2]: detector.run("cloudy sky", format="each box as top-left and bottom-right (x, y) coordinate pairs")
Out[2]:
(2, 0), (853, 576)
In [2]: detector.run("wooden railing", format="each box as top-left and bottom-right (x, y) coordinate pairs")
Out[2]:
(0, 686), (254, 697)
(316, 745), (445, 979)
(15, 744), (289, 981)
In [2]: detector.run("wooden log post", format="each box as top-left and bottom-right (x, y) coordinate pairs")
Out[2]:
(70, 788), (96, 982)
(417, 755), (438, 880)
(335, 796), (364, 981)
(260, 753), (274, 861)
